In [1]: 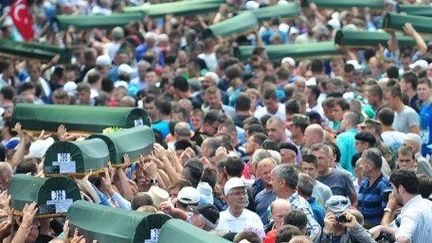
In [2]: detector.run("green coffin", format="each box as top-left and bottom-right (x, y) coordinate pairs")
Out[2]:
(44, 138), (110, 176)
(67, 200), (170, 243)
(252, 3), (299, 22)
(8, 175), (81, 217)
(55, 12), (144, 30)
(89, 126), (155, 164)
(0, 39), (72, 63)
(239, 41), (342, 61)
(124, 0), (222, 17)
(334, 30), (422, 47)
(382, 13), (432, 34)
(302, 0), (384, 9)
(11, 104), (151, 133)
(209, 12), (257, 38)
(208, 3), (299, 37)
(398, 4), (432, 17)
(158, 219), (230, 243)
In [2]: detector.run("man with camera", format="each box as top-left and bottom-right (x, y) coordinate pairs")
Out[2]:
(321, 195), (375, 243)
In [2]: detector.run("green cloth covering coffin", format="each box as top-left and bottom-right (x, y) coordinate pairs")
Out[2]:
(54, 12), (144, 30)
(123, 0), (223, 17)
(383, 13), (432, 34)
(238, 41), (342, 61)
(44, 138), (110, 176)
(334, 30), (423, 48)
(11, 103), (151, 133)
(158, 218), (230, 243)
(302, 0), (384, 9)
(8, 175), (81, 217)
(67, 200), (170, 243)
(209, 4), (299, 37)
(89, 126), (155, 164)
(397, 4), (432, 17)
(0, 39), (72, 63)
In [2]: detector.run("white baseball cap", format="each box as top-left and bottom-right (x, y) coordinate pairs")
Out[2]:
(409, 59), (428, 71)
(177, 186), (201, 205)
(281, 57), (295, 67)
(224, 177), (245, 195)
(404, 133), (422, 146)
(28, 137), (55, 159)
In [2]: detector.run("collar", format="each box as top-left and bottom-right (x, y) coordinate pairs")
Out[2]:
(226, 207), (247, 220)
(402, 195), (423, 214)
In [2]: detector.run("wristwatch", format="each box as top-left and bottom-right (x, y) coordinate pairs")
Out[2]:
(384, 207), (393, 213)
(150, 178), (158, 185)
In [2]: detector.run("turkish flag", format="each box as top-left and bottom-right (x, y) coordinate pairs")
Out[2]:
(9, 0), (34, 41)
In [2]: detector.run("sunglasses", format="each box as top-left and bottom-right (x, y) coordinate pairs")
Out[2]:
(327, 199), (349, 208)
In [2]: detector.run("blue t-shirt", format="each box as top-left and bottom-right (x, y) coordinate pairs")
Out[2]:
(358, 175), (391, 227)
(420, 102), (432, 156)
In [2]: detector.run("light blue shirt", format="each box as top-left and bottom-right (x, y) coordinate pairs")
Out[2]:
(336, 128), (358, 175)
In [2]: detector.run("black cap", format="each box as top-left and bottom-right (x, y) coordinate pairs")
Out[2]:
(355, 132), (376, 146)
(193, 204), (220, 225)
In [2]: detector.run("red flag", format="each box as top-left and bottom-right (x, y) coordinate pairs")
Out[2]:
(9, 0), (34, 41)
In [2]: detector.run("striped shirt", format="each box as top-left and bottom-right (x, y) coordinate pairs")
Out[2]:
(396, 195), (432, 243)
(358, 174), (391, 226)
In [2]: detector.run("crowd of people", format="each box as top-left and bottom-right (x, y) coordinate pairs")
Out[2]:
(1, 0), (432, 242)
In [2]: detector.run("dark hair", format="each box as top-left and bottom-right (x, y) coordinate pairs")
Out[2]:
(173, 76), (189, 92)
(283, 210), (308, 232)
(183, 159), (204, 188)
(235, 93), (251, 112)
(377, 107), (394, 126)
(263, 88), (277, 100)
(233, 231), (261, 243)
(152, 130), (167, 149)
(418, 174), (432, 199)
(326, 142), (341, 163)
(302, 154), (318, 167)
(0, 86), (14, 100)
(285, 99), (300, 115)
(262, 139), (280, 151)
(201, 167), (217, 189)
(311, 59), (324, 74)
(275, 225), (303, 243)
(307, 85), (320, 99)
(203, 110), (220, 124)
(15, 158), (38, 175)
(418, 78), (432, 88)
(368, 85), (383, 100)
(335, 98), (350, 111)
(386, 65), (399, 79)
(247, 124), (266, 136)
(390, 169), (419, 194)
(386, 83), (403, 99)
(131, 192), (154, 210)
(156, 99), (172, 116)
(224, 156), (244, 178)
(174, 139), (193, 151)
(402, 72), (418, 90)
(251, 132), (267, 146)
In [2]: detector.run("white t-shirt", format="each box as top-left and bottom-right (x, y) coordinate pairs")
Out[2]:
(254, 103), (286, 121)
(217, 208), (264, 238)
(198, 52), (218, 72)
(381, 131), (407, 152)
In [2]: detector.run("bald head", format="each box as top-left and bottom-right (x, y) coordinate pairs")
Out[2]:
(303, 124), (324, 146)
(288, 236), (311, 243)
(0, 163), (13, 190)
(270, 199), (292, 230)
(174, 122), (192, 139)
